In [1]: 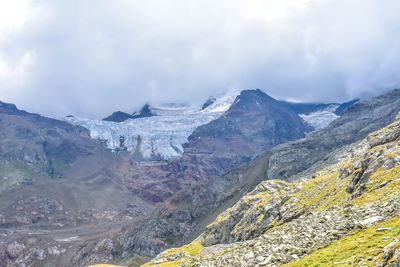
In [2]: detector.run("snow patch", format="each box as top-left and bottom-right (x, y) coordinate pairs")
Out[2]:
(300, 104), (339, 129)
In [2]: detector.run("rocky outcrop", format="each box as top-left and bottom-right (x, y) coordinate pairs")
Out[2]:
(201, 97), (216, 110)
(102, 104), (156, 123)
(146, 112), (400, 267)
(103, 111), (135, 122)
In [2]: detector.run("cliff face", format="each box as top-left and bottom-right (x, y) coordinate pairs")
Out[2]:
(145, 113), (400, 266)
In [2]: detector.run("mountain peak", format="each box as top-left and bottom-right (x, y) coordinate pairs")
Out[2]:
(0, 101), (27, 116)
(133, 103), (155, 118)
(201, 97), (216, 110)
(102, 111), (133, 122)
(102, 103), (156, 123)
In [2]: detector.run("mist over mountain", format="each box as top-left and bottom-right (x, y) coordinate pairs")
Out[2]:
(1, 1), (400, 117)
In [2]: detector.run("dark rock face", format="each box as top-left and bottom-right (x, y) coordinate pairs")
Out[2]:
(334, 99), (359, 115)
(102, 104), (156, 122)
(186, 89), (313, 162)
(103, 111), (134, 122)
(201, 97), (216, 110)
(132, 103), (155, 119)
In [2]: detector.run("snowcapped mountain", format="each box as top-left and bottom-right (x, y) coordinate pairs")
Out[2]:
(64, 92), (238, 160)
(64, 91), (357, 161)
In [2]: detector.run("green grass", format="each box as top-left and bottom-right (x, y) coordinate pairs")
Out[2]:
(283, 216), (400, 267)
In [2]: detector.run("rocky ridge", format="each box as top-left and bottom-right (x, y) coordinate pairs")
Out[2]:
(145, 112), (400, 266)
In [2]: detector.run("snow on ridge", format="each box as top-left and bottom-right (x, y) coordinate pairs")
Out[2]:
(299, 104), (340, 129)
(64, 92), (239, 160)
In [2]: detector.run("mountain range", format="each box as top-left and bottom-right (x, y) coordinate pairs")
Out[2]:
(0, 88), (399, 266)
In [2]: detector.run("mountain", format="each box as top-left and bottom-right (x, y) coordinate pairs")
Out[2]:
(102, 104), (156, 123)
(103, 111), (135, 122)
(0, 101), (108, 182)
(201, 97), (216, 110)
(132, 103), (155, 119)
(0, 102), (155, 267)
(185, 89), (313, 157)
(116, 89), (400, 265)
(146, 111), (400, 267)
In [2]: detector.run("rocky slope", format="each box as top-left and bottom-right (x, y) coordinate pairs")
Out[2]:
(0, 102), (155, 267)
(145, 112), (400, 267)
(117, 89), (400, 265)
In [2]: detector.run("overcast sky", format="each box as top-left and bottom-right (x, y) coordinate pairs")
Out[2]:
(0, 0), (400, 118)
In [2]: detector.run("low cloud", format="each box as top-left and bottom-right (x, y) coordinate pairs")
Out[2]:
(0, 0), (400, 118)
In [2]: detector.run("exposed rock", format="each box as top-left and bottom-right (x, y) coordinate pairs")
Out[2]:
(103, 111), (135, 122)
(201, 97), (216, 110)
(6, 241), (25, 259)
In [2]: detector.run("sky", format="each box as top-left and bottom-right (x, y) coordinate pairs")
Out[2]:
(0, 0), (400, 118)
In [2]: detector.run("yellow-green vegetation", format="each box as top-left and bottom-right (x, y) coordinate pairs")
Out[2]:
(254, 194), (272, 208)
(283, 216), (400, 267)
(88, 265), (124, 267)
(352, 165), (400, 205)
(178, 240), (204, 257)
(142, 259), (186, 267)
(207, 208), (232, 227)
(292, 169), (351, 211)
(142, 240), (204, 267)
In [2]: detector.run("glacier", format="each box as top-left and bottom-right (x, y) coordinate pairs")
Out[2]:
(64, 93), (238, 160)
(299, 104), (339, 129)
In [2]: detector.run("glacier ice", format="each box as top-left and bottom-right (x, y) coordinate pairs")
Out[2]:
(299, 104), (339, 129)
(64, 93), (238, 160)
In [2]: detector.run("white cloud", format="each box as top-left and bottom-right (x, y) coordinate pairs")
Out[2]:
(0, 0), (30, 30)
(0, 0), (399, 118)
